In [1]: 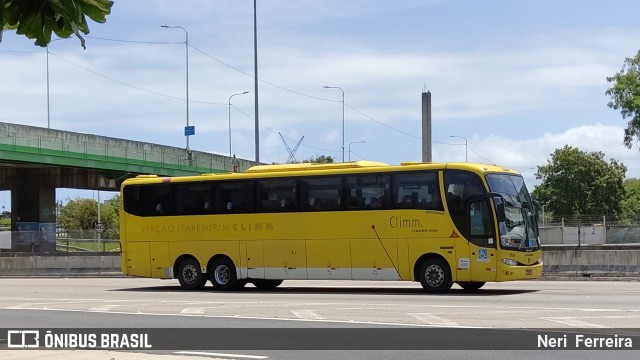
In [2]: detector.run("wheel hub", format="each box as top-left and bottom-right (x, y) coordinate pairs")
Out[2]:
(214, 265), (230, 285)
(182, 264), (198, 284)
(425, 264), (444, 287)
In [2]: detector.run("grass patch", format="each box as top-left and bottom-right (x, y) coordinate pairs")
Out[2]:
(56, 240), (120, 252)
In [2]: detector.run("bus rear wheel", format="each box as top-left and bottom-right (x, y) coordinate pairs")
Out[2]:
(252, 279), (283, 290)
(177, 258), (207, 290)
(209, 258), (239, 291)
(458, 281), (485, 291)
(418, 258), (452, 293)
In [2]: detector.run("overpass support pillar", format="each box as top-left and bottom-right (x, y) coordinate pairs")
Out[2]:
(11, 174), (56, 252)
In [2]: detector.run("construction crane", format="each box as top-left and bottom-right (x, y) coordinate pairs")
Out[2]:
(279, 132), (304, 163)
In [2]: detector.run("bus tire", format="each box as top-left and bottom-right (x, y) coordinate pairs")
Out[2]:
(209, 258), (238, 291)
(458, 281), (485, 291)
(418, 258), (452, 293)
(177, 258), (206, 290)
(252, 279), (283, 290)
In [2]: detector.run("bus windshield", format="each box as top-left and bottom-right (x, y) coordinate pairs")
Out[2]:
(485, 174), (540, 250)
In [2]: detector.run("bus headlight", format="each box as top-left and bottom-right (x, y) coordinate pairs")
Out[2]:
(501, 258), (519, 266)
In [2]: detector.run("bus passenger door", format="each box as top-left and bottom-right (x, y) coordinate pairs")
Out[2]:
(467, 200), (497, 282)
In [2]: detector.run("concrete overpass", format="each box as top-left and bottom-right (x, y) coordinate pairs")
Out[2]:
(0, 122), (254, 251)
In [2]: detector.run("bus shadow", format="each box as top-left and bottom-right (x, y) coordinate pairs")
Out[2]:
(239, 287), (538, 296)
(112, 285), (538, 296)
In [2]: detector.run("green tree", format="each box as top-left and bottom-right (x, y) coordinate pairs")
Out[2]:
(58, 195), (119, 239)
(621, 178), (640, 223)
(1, 0), (113, 48)
(606, 49), (640, 149)
(304, 155), (335, 163)
(533, 145), (626, 216)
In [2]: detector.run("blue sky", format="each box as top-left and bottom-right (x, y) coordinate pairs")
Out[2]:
(2, 0), (640, 208)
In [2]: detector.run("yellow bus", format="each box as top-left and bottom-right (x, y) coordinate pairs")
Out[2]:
(119, 161), (542, 293)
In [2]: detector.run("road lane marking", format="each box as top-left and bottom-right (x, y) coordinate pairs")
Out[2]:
(180, 307), (206, 315)
(408, 313), (458, 326)
(2, 307), (480, 327)
(89, 305), (121, 312)
(175, 351), (268, 359)
(4, 303), (35, 309)
(540, 317), (606, 328)
(291, 309), (325, 320)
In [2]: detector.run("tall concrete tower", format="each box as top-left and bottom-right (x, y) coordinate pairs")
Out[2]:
(421, 91), (432, 162)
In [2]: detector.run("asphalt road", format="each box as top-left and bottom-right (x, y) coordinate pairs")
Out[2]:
(0, 277), (639, 359)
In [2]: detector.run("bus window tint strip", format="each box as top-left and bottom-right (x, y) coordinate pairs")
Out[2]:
(122, 171), (450, 216)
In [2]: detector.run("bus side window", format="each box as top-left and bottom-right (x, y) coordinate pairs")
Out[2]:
(444, 170), (486, 241)
(216, 181), (255, 214)
(345, 174), (390, 210)
(173, 182), (213, 215)
(469, 200), (496, 247)
(446, 190), (463, 212)
(123, 185), (143, 216)
(427, 189), (442, 211)
(256, 179), (297, 213)
(300, 176), (342, 212)
(152, 183), (172, 216)
(281, 197), (295, 210)
(392, 171), (440, 210)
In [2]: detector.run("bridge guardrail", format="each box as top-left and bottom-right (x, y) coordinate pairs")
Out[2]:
(0, 122), (256, 175)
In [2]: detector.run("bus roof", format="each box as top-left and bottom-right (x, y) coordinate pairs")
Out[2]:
(124, 161), (520, 185)
(245, 160), (389, 173)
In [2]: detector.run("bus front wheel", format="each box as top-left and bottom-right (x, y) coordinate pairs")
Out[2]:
(209, 258), (238, 291)
(418, 258), (452, 293)
(177, 258), (207, 290)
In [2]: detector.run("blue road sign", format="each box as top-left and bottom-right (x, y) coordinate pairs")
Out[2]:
(185, 126), (195, 136)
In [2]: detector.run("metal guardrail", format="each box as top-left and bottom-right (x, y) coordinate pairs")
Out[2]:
(540, 214), (637, 228)
(0, 230), (120, 255)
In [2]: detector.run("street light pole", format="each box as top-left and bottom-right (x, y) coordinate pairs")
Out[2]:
(322, 85), (345, 162)
(348, 140), (366, 161)
(46, 45), (51, 129)
(228, 91), (249, 157)
(45, 38), (62, 129)
(449, 135), (468, 162)
(253, 0), (260, 164)
(161, 25), (190, 150)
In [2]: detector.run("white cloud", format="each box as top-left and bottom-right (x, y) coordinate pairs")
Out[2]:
(458, 124), (640, 188)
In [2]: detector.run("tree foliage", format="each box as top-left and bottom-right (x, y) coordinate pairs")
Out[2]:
(1, 0), (113, 48)
(532, 146), (626, 216)
(304, 155), (335, 163)
(606, 49), (640, 149)
(58, 195), (119, 239)
(621, 178), (640, 223)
